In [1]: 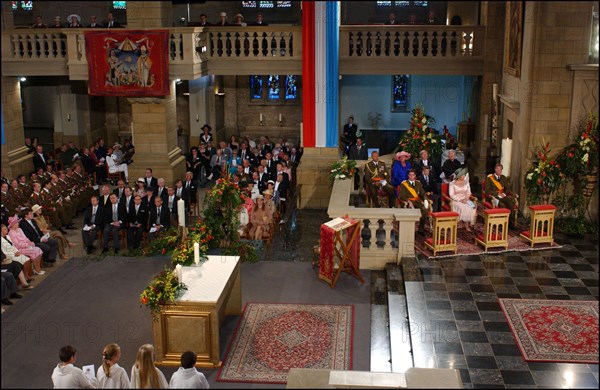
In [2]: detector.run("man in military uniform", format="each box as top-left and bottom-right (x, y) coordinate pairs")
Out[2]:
(364, 151), (395, 208)
(341, 116), (358, 157)
(17, 175), (33, 198)
(50, 174), (75, 222)
(485, 163), (518, 228)
(398, 169), (430, 235)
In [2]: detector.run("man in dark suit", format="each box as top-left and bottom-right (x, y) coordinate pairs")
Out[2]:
(102, 194), (126, 253)
(248, 12), (268, 26)
(19, 208), (59, 265)
(273, 173), (289, 203)
(216, 12), (231, 26)
(112, 179), (126, 201)
(414, 149), (438, 179)
(33, 145), (52, 171)
(119, 186), (135, 214)
(174, 179), (190, 214)
(342, 116), (358, 157)
(127, 195), (147, 250)
(418, 165), (440, 212)
(99, 185), (112, 209)
(142, 187), (156, 213)
(183, 171), (197, 205)
(385, 12), (398, 25)
(155, 178), (169, 203)
(349, 137), (368, 190)
(144, 168), (158, 190)
(103, 12), (122, 28)
(189, 13), (212, 27)
(165, 187), (180, 227)
(148, 197), (170, 240)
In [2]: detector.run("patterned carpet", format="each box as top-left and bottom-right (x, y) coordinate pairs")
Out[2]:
(499, 299), (599, 364)
(414, 222), (562, 259)
(217, 302), (353, 384)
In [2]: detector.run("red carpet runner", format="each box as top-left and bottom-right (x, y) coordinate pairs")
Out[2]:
(499, 299), (599, 363)
(217, 302), (353, 384)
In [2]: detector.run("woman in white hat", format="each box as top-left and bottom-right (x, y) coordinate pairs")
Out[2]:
(391, 151), (412, 188)
(134, 179), (147, 198)
(262, 189), (276, 220)
(32, 204), (76, 260)
(67, 14), (82, 28)
(249, 196), (272, 240)
(233, 13), (247, 26)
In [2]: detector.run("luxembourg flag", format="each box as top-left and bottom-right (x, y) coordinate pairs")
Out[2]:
(302, 1), (339, 148)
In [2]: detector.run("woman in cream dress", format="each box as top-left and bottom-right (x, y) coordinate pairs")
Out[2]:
(249, 196), (272, 240)
(449, 168), (476, 231)
(32, 204), (76, 260)
(1, 224), (36, 287)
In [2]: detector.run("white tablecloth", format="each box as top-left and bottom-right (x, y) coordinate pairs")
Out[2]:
(178, 255), (239, 303)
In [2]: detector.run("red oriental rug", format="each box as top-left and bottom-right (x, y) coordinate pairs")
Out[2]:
(499, 299), (599, 364)
(217, 302), (353, 384)
(414, 222), (562, 259)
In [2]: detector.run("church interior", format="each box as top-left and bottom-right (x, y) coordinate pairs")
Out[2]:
(1, 1), (599, 388)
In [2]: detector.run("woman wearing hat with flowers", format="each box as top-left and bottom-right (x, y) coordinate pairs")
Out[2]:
(449, 167), (476, 231)
(32, 204), (77, 260)
(391, 151), (412, 188)
(4, 216), (44, 278)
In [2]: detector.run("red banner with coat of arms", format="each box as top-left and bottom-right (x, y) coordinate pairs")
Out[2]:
(85, 30), (169, 96)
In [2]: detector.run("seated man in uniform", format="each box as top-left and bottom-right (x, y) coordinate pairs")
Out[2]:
(484, 163), (518, 228)
(398, 169), (430, 235)
(364, 151), (395, 208)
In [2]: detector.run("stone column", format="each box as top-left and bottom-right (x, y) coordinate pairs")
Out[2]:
(296, 147), (339, 209)
(188, 76), (214, 145)
(125, 2), (185, 184)
(129, 83), (186, 185)
(1, 77), (32, 179)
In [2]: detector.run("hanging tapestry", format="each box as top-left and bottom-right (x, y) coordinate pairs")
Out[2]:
(85, 30), (169, 96)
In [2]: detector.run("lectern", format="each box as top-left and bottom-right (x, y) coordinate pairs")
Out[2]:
(319, 216), (364, 288)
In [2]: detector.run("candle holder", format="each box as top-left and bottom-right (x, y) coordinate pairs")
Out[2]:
(278, 120), (283, 127)
(180, 225), (188, 241)
(260, 119), (264, 126)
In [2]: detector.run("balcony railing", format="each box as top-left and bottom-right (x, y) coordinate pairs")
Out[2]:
(339, 25), (485, 75)
(2, 25), (483, 79)
(1, 26), (302, 79)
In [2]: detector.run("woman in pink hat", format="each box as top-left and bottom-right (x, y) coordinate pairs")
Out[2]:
(6, 215), (45, 277)
(2, 223), (37, 287)
(391, 151), (413, 188)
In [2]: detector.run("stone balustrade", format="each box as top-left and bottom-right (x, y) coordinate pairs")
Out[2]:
(328, 162), (421, 269)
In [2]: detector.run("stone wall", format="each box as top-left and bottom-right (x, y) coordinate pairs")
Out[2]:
(296, 148), (339, 209)
(1, 77), (32, 178)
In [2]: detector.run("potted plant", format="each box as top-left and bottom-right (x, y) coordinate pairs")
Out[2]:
(396, 103), (443, 164)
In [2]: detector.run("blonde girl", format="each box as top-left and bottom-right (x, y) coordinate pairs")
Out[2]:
(130, 344), (168, 389)
(96, 343), (130, 388)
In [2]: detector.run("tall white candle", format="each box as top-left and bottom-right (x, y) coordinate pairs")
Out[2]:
(130, 122), (134, 145)
(177, 199), (185, 227)
(260, 113), (263, 122)
(492, 83), (498, 102)
(175, 264), (183, 283)
(194, 242), (200, 266)
(501, 138), (513, 177)
(279, 113), (282, 122)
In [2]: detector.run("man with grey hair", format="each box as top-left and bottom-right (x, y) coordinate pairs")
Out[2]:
(156, 178), (168, 203)
(441, 149), (461, 183)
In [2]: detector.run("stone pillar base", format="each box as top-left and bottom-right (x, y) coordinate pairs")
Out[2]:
(296, 147), (340, 209)
(3, 146), (32, 179)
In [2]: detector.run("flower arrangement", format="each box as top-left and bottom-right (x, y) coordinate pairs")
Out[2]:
(396, 103), (443, 161)
(524, 141), (564, 204)
(557, 114), (599, 177)
(140, 267), (187, 320)
(143, 228), (180, 256)
(203, 177), (247, 244)
(172, 220), (213, 266)
(441, 125), (457, 150)
(330, 156), (357, 180)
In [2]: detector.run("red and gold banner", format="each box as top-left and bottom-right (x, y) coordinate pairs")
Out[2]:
(85, 30), (169, 96)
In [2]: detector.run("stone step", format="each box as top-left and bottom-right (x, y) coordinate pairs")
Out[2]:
(386, 263), (414, 373)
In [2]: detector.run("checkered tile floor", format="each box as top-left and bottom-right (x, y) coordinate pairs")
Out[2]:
(389, 233), (599, 388)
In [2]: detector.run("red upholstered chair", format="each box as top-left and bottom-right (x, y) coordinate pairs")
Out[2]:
(441, 182), (478, 213)
(520, 204), (556, 247)
(424, 211), (459, 256)
(474, 208), (510, 251)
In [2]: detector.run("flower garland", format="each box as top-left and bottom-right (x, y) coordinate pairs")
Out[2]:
(140, 267), (187, 320)
(330, 156), (357, 180)
(172, 220), (213, 266)
(397, 103), (443, 161)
